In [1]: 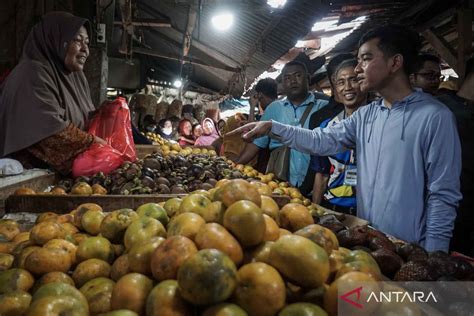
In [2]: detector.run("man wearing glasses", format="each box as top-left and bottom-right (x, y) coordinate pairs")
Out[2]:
(410, 53), (443, 95)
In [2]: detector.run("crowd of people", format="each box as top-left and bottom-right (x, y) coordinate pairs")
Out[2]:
(229, 25), (473, 255)
(141, 107), (224, 150)
(0, 12), (472, 255)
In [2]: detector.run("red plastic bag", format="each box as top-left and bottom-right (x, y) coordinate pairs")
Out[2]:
(88, 97), (137, 162)
(72, 97), (136, 178)
(72, 143), (123, 177)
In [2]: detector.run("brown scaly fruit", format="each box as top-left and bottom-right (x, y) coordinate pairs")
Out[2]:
(370, 249), (404, 278)
(396, 243), (424, 261)
(366, 228), (388, 240)
(336, 226), (368, 249)
(368, 236), (396, 253)
(426, 251), (457, 279)
(317, 214), (345, 230)
(406, 247), (428, 262)
(393, 260), (436, 281)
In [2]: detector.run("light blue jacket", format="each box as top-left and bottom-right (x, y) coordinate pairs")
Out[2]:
(271, 91), (461, 251)
(254, 93), (328, 187)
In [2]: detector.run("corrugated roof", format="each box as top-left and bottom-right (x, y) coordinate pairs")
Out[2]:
(110, 0), (471, 95)
(111, 0), (331, 95)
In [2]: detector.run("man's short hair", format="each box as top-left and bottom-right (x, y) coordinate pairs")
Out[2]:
(412, 53), (441, 73)
(282, 60), (308, 75)
(333, 58), (359, 78)
(255, 78), (278, 99)
(358, 24), (421, 75)
(327, 53), (354, 85)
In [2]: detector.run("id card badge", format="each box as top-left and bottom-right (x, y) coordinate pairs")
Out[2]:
(344, 166), (357, 186)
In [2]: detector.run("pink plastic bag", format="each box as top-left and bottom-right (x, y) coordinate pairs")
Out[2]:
(72, 143), (123, 177)
(72, 97), (136, 177)
(87, 97), (137, 162)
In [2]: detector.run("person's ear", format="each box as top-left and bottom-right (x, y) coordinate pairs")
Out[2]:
(391, 54), (404, 73)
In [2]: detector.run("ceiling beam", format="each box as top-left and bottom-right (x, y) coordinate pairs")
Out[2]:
(421, 28), (458, 73)
(113, 19), (172, 28)
(118, 0), (132, 55)
(133, 47), (240, 73)
(187, 81), (220, 95)
(182, 4), (198, 59)
(456, 7), (472, 79)
(163, 27), (241, 67)
(393, 0), (434, 24)
(141, 28), (239, 73)
(414, 7), (456, 32)
(138, 1), (240, 68)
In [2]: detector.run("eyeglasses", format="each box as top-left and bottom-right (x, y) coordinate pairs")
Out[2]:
(415, 72), (444, 81)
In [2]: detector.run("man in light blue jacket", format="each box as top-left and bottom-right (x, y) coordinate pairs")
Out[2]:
(229, 25), (461, 252)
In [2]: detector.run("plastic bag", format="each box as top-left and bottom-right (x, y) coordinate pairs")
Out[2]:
(88, 97), (137, 162)
(72, 97), (136, 177)
(0, 158), (23, 176)
(72, 143), (123, 177)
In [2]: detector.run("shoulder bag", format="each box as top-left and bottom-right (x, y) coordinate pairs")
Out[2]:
(266, 102), (315, 181)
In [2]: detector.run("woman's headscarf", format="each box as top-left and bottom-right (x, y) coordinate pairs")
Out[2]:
(194, 118), (219, 147)
(0, 12), (95, 157)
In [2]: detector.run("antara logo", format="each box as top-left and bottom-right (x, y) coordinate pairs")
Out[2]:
(340, 286), (364, 309)
(340, 286), (438, 308)
(367, 291), (438, 303)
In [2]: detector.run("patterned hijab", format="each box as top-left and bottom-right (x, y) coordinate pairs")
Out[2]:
(195, 118), (219, 146)
(0, 12), (95, 156)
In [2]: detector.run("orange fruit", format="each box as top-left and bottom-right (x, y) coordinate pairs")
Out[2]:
(279, 203), (313, 232)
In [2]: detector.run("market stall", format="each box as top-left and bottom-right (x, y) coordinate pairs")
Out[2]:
(1, 0), (473, 315)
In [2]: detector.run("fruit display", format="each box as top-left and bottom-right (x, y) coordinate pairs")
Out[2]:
(2, 179), (472, 315)
(144, 131), (218, 157)
(326, 223), (474, 282)
(13, 151), (314, 207)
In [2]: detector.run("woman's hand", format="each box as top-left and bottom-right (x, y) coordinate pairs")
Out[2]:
(94, 136), (107, 145)
(225, 121), (272, 142)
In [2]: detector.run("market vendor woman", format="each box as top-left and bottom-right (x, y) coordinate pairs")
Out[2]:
(0, 12), (104, 174)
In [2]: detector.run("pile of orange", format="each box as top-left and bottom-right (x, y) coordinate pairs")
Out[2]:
(0, 179), (406, 316)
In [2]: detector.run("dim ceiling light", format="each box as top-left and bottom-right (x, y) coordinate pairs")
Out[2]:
(173, 79), (182, 88)
(211, 12), (234, 31)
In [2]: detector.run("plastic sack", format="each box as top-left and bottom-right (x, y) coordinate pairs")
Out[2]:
(88, 97), (137, 162)
(72, 143), (123, 178)
(0, 158), (23, 176)
(72, 97), (136, 178)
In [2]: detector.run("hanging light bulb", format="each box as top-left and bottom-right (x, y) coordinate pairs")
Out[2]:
(173, 79), (183, 88)
(211, 12), (234, 31)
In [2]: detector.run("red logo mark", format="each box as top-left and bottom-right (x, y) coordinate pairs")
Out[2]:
(340, 286), (364, 309)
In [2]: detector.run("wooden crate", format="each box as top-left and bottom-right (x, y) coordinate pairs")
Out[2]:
(5, 194), (291, 214)
(0, 171), (58, 217)
(135, 144), (162, 159)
